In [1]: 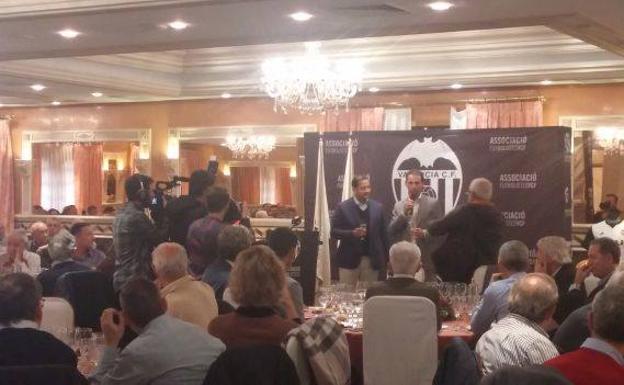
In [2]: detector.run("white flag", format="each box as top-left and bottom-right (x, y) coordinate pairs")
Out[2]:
(314, 138), (332, 285)
(341, 135), (354, 202)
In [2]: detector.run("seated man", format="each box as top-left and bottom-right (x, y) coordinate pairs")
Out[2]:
(153, 242), (218, 329)
(70, 223), (106, 270)
(267, 227), (304, 321)
(0, 273), (81, 370)
(366, 241), (447, 330)
(471, 240), (529, 337)
(475, 273), (559, 375)
(545, 286), (624, 385)
(28, 221), (48, 253)
(37, 217), (63, 268)
(37, 229), (89, 296)
(1, 231), (41, 276)
(91, 278), (225, 385)
(202, 225), (253, 300)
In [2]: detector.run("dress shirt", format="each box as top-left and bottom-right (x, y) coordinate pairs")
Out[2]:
(286, 276), (304, 321)
(74, 246), (107, 269)
(475, 313), (559, 375)
(470, 272), (525, 336)
(0, 251), (41, 276)
(91, 314), (225, 385)
(0, 320), (39, 330)
(582, 337), (624, 366)
(354, 197), (368, 211)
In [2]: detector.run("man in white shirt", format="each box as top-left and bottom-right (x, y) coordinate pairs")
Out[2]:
(0, 231), (41, 276)
(475, 273), (559, 375)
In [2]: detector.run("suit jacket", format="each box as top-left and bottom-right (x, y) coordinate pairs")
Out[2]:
(331, 198), (389, 271)
(563, 271), (612, 317)
(37, 260), (90, 297)
(389, 195), (443, 281)
(0, 327), (78, 367)
(365, 277), (444, 330)
(202, 257), (232, 301)
(553, 304), (590, 354)
(551, 263), (576, 324)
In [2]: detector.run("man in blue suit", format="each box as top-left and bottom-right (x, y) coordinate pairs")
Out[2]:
(331, 175), (389, 284)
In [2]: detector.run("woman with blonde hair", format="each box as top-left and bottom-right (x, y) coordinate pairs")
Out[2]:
(208, 245), (298, 348)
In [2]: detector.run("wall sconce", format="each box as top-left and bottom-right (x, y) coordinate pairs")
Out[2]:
(21, 133), (33, 161)
(167, 129), (180, 160)
(223, 163), (231, 177)
(290, 164), (297, 178)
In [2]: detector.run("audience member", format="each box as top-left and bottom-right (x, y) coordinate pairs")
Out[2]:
(267, 227), (304, 321)
(37, 229), (89, 296)
(366, 241), (448, 330)
(425, 178), (504, 283)
(36, 217), (63, 268)
(475, 273), (559, 375)
(534, 236), (575, 324)
(62, 205), (79, 215)
(71, 223), (106, 269)
(0, 231), (41, 276)
(545, 286), (624, 385)
(166, 170), (213, 247)
(0, 273), (80, 370)
(152, 242), (218, 329)
(566, 237), (619, 314)
(48, 208), (61, 215)
(187, 186), (230, 276)
(553, 270), (624, 353)
(91, 278), (225, 384)
(102, 206), (116, 216)
(202, 224), (253, 300)
(112, 174), (166, 292)
(471, 240), (529, 337)
(86, 205), (99, 216)
(32, 205), (48, 215)
(208, 245), (299, 348)
(28, 221), (48, 253)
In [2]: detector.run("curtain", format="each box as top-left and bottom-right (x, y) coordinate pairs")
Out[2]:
(230, 167), (260, 204)
(180, 148), (202, 195)
(383, 108), (412, 131)
(465, 100), (543, 129)
(259, 166), (276, 204)
(74, 144), (103, 214)
(275, 168), (292, 205)
(321, 107), (385, 132)
(0, 120), (14, 232)
(128, 143), (139, 175)
(40, 144), (75, 211)
(32, 145), (42, 207)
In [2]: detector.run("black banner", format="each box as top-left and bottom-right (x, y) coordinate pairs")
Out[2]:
(304, 127), (572, 260)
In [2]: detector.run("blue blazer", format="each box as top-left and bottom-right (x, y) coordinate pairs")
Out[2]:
(330, 198), (389, 271)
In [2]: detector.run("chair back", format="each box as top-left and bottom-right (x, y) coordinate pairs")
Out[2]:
(471, 265), (488, 294)
(480, 365), (573, 385)
(40, 297), (74, 337)
(56, 271), (116, 330)
(203, 344), (300, 385)
(0, 365), (86, 385)
(363, 296), (437, 385)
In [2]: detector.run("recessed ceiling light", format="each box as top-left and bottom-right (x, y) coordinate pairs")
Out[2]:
(51, 101), (61, 106)
(30, 84), (46, 92)
(221, 92), (232, 99)
(57, 28), (81, 39)
(540, 80), (553, 85)
(167, 20), (189, 30)
(450, 83), (463, 89)
(91, 92), (103, 97)
(428, 1), (454, 11)
(368, 87), (380, 93)
(289, 11), (314, 22)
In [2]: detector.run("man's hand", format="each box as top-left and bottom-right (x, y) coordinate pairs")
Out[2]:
(574, 260), (592, 286)
(352, 227), (367, 239)
(100, 308), (125, 348)
(412, 227), (426, 240)
(404, 200), (414, 215)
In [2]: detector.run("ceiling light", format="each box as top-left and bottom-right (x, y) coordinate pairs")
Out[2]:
(221, 92), (232, 99)
(450, 83), (463, 89)
(428, 1), (454, 11)
(51, 101), (61, 106)
(369, 87), (380, 93)
(57, 29), (81, 39)
(91, 92), (103, 97)
(30, 84), (46, 92)
(540, 80), (553, 85)
(289, 11), (314, 22)
(167, 20), (189, 30)
(224, 135), (276, 160)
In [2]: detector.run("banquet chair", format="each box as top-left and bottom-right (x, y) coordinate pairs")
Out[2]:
(56, 271), (116, 331)
(479, 365), (572, 385)
(0, 365), (87, 385)
(363, 296), (437, 385)
(40, 297), (74, 336)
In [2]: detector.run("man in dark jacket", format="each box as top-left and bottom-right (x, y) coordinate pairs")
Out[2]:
(165, 170), (214, 247)
(414, 178), (504, 283)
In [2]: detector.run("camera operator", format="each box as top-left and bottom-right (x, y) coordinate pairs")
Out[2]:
(593, 194), (620, 223)
(112, 174), (167, 292)
(165, 170), (214, 246)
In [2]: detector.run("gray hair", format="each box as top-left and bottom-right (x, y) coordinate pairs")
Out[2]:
(469, 178), (493, 201)
(498, 240), (530, 272)
(152, 242), (188, 281)
(29, 222), (47, 233)
(537, 236), (571, 264)
(592, 286), (624, 342)
(218, 225), (253, 262)
(508, 273), (558, 323)
(389, 241), (421, 275)
(607, 270), (624, 288)
(48, 229), (75, 262)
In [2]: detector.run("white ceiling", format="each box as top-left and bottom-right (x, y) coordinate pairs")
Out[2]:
(0, 0), (624, 106)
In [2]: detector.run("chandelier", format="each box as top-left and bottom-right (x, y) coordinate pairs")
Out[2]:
(595, 127), (624, 156)
(261, 42), (363, 114)
(223, 135), (276, 159)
